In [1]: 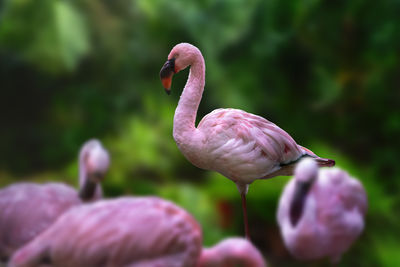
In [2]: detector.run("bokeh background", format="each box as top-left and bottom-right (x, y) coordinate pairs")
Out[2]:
(0, 0), (399, 266)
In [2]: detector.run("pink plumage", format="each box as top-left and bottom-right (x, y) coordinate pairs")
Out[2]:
(160, 43), (335, 239)
(0, 183), (81, 261)
(197, 237), (267, 267)
(0, 139), (109, 260)
(277, 158), (367, 263)
(9, 197), (203, 267)
(197, 108), (303, 183)
(10, 196), (267, 267)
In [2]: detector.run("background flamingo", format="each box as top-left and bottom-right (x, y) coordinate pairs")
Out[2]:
(10, 196), (267, 267)
(276, 158), (367, 263)
(9, 196), (202, 267)
(160, 43), (335, 239)
(0, 139), (109, 261)
(77, 139), (110, 201)
(197, 237), (267, 267)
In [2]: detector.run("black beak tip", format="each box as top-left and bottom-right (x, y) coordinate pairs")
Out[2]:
(165, 89), (171, 95)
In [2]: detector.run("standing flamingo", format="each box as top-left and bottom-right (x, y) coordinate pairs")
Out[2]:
(160, 43), (335, 239)
(9, 197), (267, 267)
(0, 139), (109, 261)
(276, 158), (367, 263)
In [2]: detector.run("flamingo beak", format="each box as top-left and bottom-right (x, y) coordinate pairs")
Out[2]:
(319, 158), (335, 167)
(160, 58), (176, 95)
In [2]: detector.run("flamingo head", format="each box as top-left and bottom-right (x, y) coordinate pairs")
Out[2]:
(294, 158), (318, 184)
(289, 158), (318, 227)
(81, 139), (110, 183)
(160, 43), (200, 94)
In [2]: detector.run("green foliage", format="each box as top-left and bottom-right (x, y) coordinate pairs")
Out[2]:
(0, 0), (399, 265)
(0, 0), (89, 72)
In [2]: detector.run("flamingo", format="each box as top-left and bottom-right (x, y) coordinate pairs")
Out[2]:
(77, 139), (110, 201)
(9, 197), (267, 267)
(159, 43), (335, 239)
(9, 197), (201, 267)
(197, 237), (267, 267)
(276, 158), (367, 263)
(0, 139), (109, 261)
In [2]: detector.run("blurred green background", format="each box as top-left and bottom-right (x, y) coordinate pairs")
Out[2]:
(0, 0), (399, 266)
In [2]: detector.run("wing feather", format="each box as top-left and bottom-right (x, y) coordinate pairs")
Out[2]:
(199, 109), (302, 160)
(197, 108), (303, 180)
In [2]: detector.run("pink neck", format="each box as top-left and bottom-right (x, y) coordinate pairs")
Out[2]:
(173, 50), (205, 138)
(79, 155), (87, 189)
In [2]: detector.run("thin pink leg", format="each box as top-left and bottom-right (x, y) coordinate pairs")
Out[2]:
(241, 192), (250, 240)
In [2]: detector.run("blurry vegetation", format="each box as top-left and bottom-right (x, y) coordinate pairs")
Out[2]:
(0, 0), (399, 266)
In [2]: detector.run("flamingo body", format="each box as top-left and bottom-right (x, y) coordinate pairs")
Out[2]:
(0, 183), (80, 260)
(0, 139), (109, 260)
(9, 197), (203, 267)
(277, 158), (367, 263)
(196, 108), (304, 185)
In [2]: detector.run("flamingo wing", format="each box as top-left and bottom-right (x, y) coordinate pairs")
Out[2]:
(197, 108), (303, 181)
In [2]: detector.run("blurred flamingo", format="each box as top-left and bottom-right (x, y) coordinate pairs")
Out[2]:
(77, 139), (110, 201)
(160, 43), (335, 239)
(277, 158), (367, 263)
(9, 197), (201, 267)
(0, 139), (109, 261)
(197, 237), (267, 267)
(10, 197), (266, 267)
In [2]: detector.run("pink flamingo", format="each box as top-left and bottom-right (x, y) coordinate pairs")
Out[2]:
(9, 197), (201, 267)
(276, 158), (367, 263)
(77, 139), (110, 201)
(9, 197), (267, 267)
(160, 43), (335, 239)
(0, 139), (109, 261)
(197, 237), (267, 267)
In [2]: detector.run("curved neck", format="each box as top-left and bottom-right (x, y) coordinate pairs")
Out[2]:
(289, 180), (313, 227)
(173, 52), (205, 138)
(78, 156), (101, 201)
(79, 178), (97, 201)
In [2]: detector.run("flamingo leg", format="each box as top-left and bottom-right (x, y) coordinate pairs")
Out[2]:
(240, 192), (250, 240)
